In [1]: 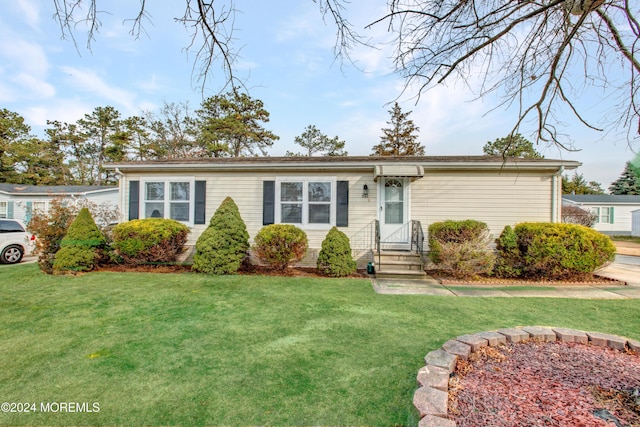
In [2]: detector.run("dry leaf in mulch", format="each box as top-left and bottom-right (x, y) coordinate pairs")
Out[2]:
(449, 340), (640, 426)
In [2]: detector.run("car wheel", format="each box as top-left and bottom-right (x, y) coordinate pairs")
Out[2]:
(1, 245), (24, 264)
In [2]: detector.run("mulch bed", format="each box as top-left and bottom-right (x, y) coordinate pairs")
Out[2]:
(449, 341), (640, 426)
(94, 263), (369, 278)
(428, 270), (626, 287)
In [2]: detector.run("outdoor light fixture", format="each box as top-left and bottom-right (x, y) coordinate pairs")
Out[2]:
(362, 184), (369, 198)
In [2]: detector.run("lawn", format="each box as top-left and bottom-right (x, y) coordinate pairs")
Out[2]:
(1, 264), (640, 426)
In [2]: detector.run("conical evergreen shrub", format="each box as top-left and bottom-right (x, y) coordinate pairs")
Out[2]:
(317, 226), (357, 277)
(53, 207), (106, 274)
(192, 197), (250, 274)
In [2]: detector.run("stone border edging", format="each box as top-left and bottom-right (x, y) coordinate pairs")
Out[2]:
(413, 326), (640, 427)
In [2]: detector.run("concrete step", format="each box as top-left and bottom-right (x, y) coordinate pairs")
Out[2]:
(377, 259), (424, 271)
(375, 268), (428, 280)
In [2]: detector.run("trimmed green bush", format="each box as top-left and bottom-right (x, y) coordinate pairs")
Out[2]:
(428, 219), (495, 278)
(193, 197), (250, 274)
(317, 227), (357, 277)
(253, 224), (308, 271)
(494, 225), (522, 278)
(111, 218), (189, 265)
(503, 222), (616, 280)
(53, 208), (106, 274)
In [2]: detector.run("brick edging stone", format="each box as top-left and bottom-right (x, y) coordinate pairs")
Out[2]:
(414, 326), (640, 427)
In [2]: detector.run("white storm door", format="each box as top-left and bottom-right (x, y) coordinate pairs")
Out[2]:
(378, 178), (410, 244)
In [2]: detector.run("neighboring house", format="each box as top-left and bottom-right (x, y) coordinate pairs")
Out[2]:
(107, 156), (579, 267)
(0, 184), (119, 223)
(562, 194), (640, 235)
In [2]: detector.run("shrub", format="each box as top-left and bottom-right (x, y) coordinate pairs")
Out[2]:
(428, 219), (489, 263)
(562, 205), (597, 227)
(28, 198), (119, 274)
(28, 198), (79, 273)
(53, 208), (106, 274)
(507, 222), (616, 280)
(111, 218), (189, 265)
(192, 197), (250, 274)
(253, 224), (308, 271)
(428, 220), (495, 278)
(494, 225), (522, 278)
(317, 227), (357, 277)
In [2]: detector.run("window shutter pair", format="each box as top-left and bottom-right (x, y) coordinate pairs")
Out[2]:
(262, 181), (349, 227)
(128, 180), (206, 224)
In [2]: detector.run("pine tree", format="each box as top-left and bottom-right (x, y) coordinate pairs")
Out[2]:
(371, 102), (425, 156)
(286, 125), (347, 156)
(483, 134), (542, 158)
(609, 162), (640, 195)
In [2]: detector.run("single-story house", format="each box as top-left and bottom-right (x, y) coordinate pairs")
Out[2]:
(562, 194), (640, 235)
(0, 184), (119, 224)
(106, 156), (580, 270)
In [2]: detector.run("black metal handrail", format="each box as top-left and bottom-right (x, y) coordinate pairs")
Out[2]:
(374, 219), (380, 268)
(410, 220), (425, 269)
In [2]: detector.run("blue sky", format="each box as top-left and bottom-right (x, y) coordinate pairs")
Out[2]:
(0, 1), (637, 188)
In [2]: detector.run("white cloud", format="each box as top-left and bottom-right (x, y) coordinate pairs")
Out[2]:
(15, 0), (40, 30)
(59, 66), (138, 113)
(14, 73), (56, 99)
(0, 39), (49, 76)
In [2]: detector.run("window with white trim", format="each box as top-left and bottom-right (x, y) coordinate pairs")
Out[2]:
(0, 202), (6, 218)
(590, 206), (614, 224)
(33, 201), (47, 215)
(142, 179), (194, 224)
(276, 178), (335, 226)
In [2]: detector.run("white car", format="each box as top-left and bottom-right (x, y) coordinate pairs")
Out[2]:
(0, 219), (36, 264)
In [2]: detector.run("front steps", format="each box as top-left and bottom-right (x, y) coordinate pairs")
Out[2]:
(373, 250), (427, 279)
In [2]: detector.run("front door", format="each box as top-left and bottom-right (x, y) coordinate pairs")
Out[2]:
(378, 178), (410, 246)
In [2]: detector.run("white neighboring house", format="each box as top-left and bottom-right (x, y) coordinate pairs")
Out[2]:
(0, 184), (119, 224)
(562, 194), (640, 235)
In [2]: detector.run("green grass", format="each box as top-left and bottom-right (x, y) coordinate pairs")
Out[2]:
(2, 264), (640, 426)
(611, 235), (640, 244)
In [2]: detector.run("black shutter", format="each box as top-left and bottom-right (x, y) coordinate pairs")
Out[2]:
(195, 181), (206, 224)
(263, 181), (275, 225)
(129, 181), (140, 220)
(336, 181), (349, 227)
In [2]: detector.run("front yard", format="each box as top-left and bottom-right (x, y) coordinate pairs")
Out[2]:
(1, 264), (640, 426)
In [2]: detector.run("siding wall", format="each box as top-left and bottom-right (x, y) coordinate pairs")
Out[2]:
(0, 192), (119, 222)
(123, 168), (558, 267)
(412, 171), (555, 238)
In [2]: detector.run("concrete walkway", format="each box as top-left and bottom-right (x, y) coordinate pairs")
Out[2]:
(373, 256), (640, 299)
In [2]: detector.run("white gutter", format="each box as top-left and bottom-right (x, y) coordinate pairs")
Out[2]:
(552, 166), (564, 222)
(115, 168), (126, 223)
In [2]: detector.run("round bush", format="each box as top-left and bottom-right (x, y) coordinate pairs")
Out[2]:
(317, 227), (357, 277)
(253, 224), (308, 271)
(111, 218), (189, 265)
(509, 222), (616, 280)
(428, 219), (489, 264)
(53, 207), (106, 274)
(193, 197), (249, 274)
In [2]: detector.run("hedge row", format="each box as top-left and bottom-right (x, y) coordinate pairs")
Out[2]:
(428, 220), (616, 280)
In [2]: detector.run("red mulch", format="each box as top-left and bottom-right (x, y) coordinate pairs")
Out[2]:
(449, 341), (640, 426)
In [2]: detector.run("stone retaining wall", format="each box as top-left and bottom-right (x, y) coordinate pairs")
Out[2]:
(414, 326), (640, 427)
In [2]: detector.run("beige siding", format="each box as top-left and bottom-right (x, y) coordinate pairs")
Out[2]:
(121, 168), (559, 267)
(412, 171), (554, 238)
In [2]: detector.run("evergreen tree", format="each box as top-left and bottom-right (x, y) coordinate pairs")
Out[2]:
(286, 125), (347, 157)
(562, 172), (604, 195)
(483, 134), (542, 158)
(53, 207), (106, 274)
(195, 92), (279, 157)
(192, 197), (249, 274)
(609, 162), (640, 195)
(371, 102), (425, 156)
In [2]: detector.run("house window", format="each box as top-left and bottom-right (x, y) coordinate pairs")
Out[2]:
(143, 180), (193, 224)
(33, 201), (47, 214)
(277, 178), (335, 226)
(590, 206), (614, 224)
(0, 202), (6, 218)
